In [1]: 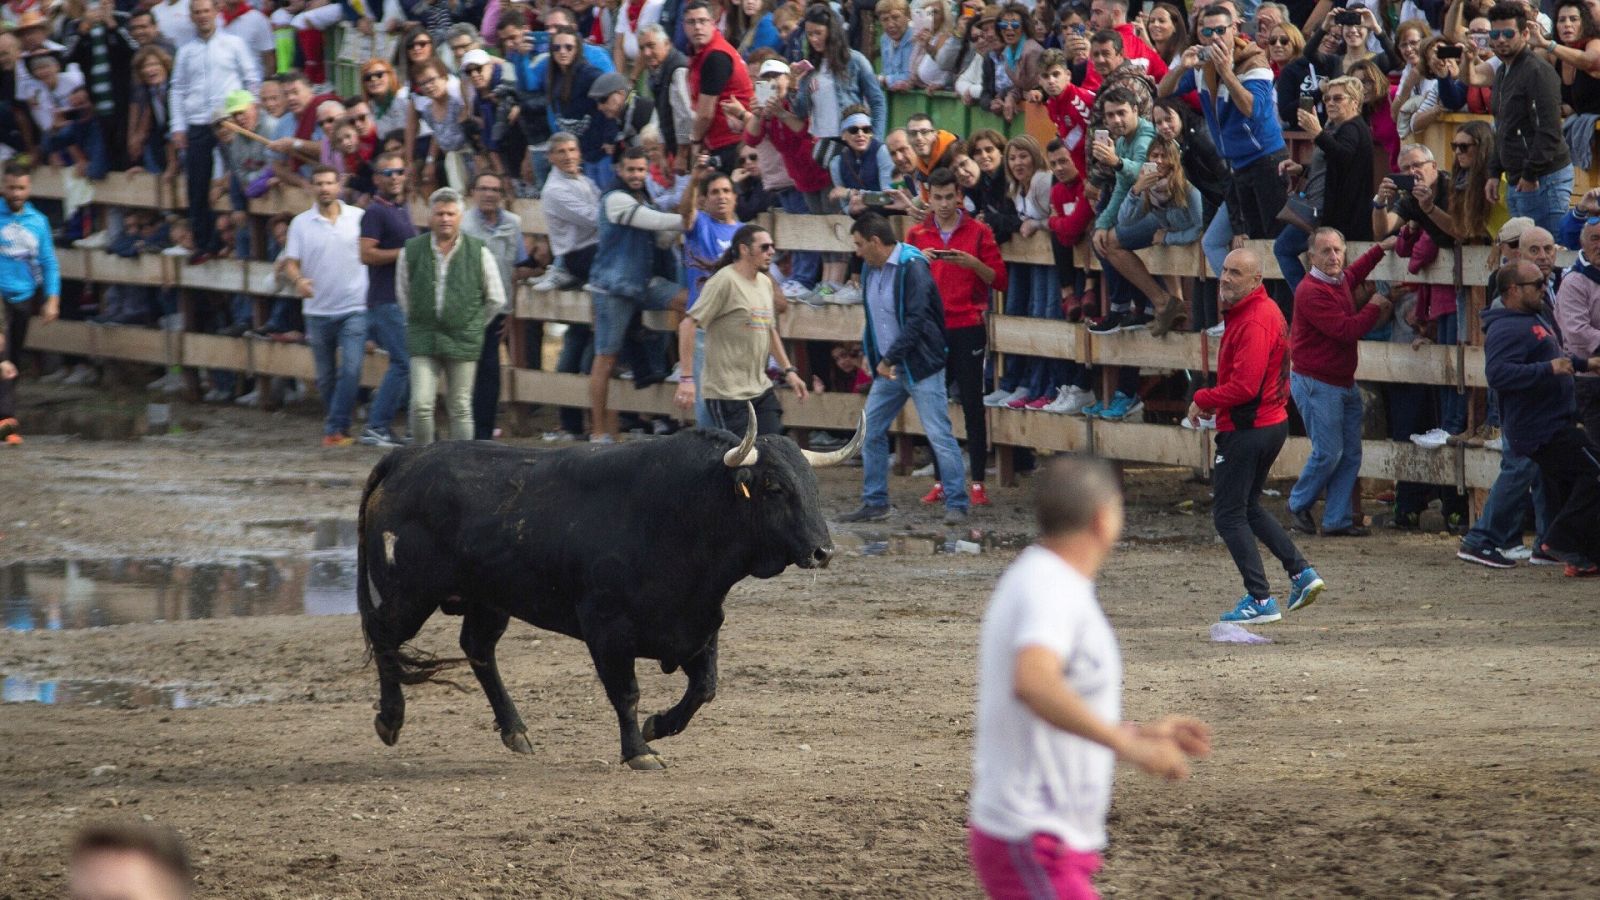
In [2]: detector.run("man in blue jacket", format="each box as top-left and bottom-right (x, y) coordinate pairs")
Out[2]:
(839, 213), (969, 525)
(1485, 259), (1600, 575)
(0, 162), (60, 447)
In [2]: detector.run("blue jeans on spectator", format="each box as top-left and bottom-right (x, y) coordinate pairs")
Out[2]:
(1461, 450), (1549, 552)
(1288, 372), (1364, 530)
(1434, 311), (1466, 434)
(183, 124), (221, 252)
(1504, 165), (1574, 236)
(860, 370), (968, 512)
(555, 322), (594, 435)
(998, 262), (1059, 398)
(584, 158), (616, 192)
(778, 188), (820, 288)
(1274, 224), (1310, 294)
(366, 303), (410, 435)
(305, 311), (368, 438)
(996, 264), (1032, 394)
(45, 118), (109, 180)
(531, 148), (550, 195)
(1202, 201), (1232, 277)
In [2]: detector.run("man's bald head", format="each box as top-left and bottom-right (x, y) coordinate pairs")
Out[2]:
(1218, 248), (1263, 306)
(1520, 226), (1557, 277)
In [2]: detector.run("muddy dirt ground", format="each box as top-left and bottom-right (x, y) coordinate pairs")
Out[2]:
(2, 384), (1598, 898)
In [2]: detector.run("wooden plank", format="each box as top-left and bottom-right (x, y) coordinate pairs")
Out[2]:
(768, 213), (856, 253)
(509, 369), (681, 418)
(775, 390), (866, 431)
(988, 407), (1090, 452)
(28, 321), (174, 365)
(989, 314), (1083, 361)
(1356, 341), (1487, 389)
(180, 258), (248, 294)
(515, 288), (673, 331)
(1094, 420), (1212, 470)
(91, 171), (164, 209)
(783, 303), (864, 342)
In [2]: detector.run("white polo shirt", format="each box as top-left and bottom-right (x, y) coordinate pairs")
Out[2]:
(284, 201), (369, 317)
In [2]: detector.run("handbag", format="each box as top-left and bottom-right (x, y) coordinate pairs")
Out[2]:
(812, 136), (843, 171)
(1276, 192), (1320, 233)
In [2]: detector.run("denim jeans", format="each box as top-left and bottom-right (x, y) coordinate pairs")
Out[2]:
(583, 158), (616, 192)
(366, 303), (410, 433)
(1288, 372), (1364, 530)
(778, 188), (820, 288)
(1504, 165), (1575, 236)
(305, 311), (368, 437)
(183, 124), (221, 252)
(861, 370), (968, 511)
(1434, 311), (1466, 434)
(46, 118), (109, 180)
(1461, 449), (1548, 552)
(998, 262), (1060, 397)
(556, 323), (594, 435)
(1273, 224), (1310, 294)
(1202, 200), (1232, 277)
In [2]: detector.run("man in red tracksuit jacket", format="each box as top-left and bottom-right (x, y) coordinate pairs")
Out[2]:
(1286, 229), (1393, 538)
(906, 167), (1007, 507)
(1190, 248), (1324, 625)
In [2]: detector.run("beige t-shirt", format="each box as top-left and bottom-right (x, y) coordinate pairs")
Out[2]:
(690, 266), (776, 402)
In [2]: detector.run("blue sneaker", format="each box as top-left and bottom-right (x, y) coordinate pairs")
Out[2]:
(1287, 566), (1325, 613)
(1097, 391), (1145, 421)
(1079, 399), (1106, 418)
(1220, 595), (1282, 624)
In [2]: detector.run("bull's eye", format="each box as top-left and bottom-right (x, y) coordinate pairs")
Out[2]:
(763, 477), (784, 496)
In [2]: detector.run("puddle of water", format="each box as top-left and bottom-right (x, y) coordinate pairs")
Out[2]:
(2, 519), (359, 632)
(2, 674), (201, 708)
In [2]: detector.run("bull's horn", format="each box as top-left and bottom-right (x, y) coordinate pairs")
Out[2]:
(800, 412), (865, 468)
(722, 403), (760, 467)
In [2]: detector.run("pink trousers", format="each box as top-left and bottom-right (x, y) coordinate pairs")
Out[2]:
(968, 825), (1103, 900)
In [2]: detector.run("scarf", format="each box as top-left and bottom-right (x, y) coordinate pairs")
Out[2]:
(220, 0), (251, 25)
(84, 19), (113, 117)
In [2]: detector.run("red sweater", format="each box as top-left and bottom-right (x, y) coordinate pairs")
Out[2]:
(1289, 245), (1386, 388)
(1047, 178), (1091, 248)
(905, 211), (1007, 330)
(1194, 284), (1290, 432)
(746, 104), (831, 193)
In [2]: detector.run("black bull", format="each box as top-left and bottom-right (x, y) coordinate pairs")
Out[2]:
(356, 412), (862, 770)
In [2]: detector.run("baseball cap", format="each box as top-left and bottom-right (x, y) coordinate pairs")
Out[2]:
(588, 71), (630, 99)
(757, 59), (790, 78)
(459, 48), (493, 70)
(222, 89), (255, 117)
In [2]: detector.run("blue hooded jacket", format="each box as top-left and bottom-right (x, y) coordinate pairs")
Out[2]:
(0, 201), (60, 304)
(1483, 305), (1592, 455)
(861, 243), (946, 382)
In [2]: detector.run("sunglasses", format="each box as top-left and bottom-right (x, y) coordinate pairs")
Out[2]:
(376, 167), (405, 177)
(1488, 27), (1519, 39)
(552, 43), (577, 51)
(409, 39), (432, 49)
(363, 71), (388, 81)
(997, 20), (1021, 30)
(463, 65), (483, 75)
(754, 242), (775, 251)
(844, 125), (873, 135)
(741, 154), (759, 162)
(1267, 36), (1291, 46)
(415, 76), (439, 88)
(1451, 141), (1475, 151)
(1199, 25), (1229, 36)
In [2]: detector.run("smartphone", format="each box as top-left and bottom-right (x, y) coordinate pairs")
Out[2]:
(1471, 33), (1489, 49)
(790, 59), (814, 77)
(1196, 46), (1211, 62)
(1298, 95), (1316, 114)
(1093, 128), (1110, 145)
(927, 249), (959, 259)
(753, 80), (776, 107)
(1390, 173), (1416, 193)
(861, 191), (893, 207)
(1141, 0), (1155, 13)
(1437, 44), (1464, 60)
(1333, 11), (1362, 25)
(1140, 161), (1160, 177)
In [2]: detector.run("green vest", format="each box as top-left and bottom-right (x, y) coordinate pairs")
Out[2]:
(403, 232), (487, 361)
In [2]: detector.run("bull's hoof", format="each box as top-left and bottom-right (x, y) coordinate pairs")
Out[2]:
(374, 714), (402, 747)
(502, 730), (534, 755)
(641, 714), (664, 742)
(625, 753), (667, 771)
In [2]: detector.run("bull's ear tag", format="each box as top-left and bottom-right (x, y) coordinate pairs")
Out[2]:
(739, 482), (751, 499)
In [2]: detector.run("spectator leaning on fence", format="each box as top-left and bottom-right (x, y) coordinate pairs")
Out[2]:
(1190, 248), (1326, 626)
(168, 0), (260, 264)
(839, 212), (969, 526)
(1286, 227), (1392, 539)
(533, 131), (601, 290)
(396, 187), (507, 445)
(0, 163), (59, 448)
(1485, 1), (1573, 236)
(283, 166), (369, 448)
(1484, 260), (1600, 576)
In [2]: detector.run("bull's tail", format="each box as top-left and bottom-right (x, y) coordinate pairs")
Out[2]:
(357, 451), (468, 688)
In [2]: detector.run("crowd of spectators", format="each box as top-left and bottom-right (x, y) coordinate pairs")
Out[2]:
(0, 0), (1597, 561)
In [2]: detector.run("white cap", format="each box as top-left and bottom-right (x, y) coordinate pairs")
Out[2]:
(460, 48), (493, 70)
(757, 59), (791, 77)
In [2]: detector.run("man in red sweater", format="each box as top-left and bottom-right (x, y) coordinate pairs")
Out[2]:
(906, 168), (1006, 507)
(1190, 248), (1324, 625)
(1286, 227), (1394, 538)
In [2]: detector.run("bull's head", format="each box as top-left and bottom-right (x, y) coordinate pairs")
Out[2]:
(721, 404), (864, 577)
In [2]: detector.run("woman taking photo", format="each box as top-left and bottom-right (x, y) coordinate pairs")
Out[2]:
(1099, 136), (1202, 336)
(1279, 25), (1343, 130)
(791, 4), (886, 143)
(1397, 36), (1464, 140)
(1274, 74), (1374, 291)
(909, 0), (958, 90)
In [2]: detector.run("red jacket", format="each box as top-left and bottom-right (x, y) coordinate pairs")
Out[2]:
(1042, 83), (1094, 176)
(905, 211), (1007, 330)
(1047, 178), (1091, 248)
(746, 103), (831, 193)
(1194, 284), (1290, 432)
(688, 31), (754, 152)
(1289, 245), (1386, 387)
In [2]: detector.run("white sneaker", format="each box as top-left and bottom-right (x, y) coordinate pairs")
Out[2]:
(1044, 385), (1095, 415)
(234, 389), (260, 406)
(1502, 545), (1533, 561)
(203, 388), (230, 403)
(781, 279), (812, 299)
(1205, 321), (1226, 337)
(911, 462), (936, 477)
(984, 387), (1028, 408)
(62, 364), (98, 386)
(531, 269), (578, 291)
(825, 284), (863, 304)
(39, 367), (70, 384)
(1181, 414), (1217, 430)
(1410, 428), (1449, 449)
(1485, 436), (1503, 452)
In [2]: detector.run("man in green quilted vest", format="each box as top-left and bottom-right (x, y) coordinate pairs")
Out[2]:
(395, 188), (509, 444)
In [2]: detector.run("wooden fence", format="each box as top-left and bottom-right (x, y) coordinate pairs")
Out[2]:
(23, 167), (1511, 494)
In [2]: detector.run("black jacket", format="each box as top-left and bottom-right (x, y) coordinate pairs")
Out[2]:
(1316, 117), (1375, 241)
(1491, 47), (1571, 182)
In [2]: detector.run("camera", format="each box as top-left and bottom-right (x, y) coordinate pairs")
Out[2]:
(1196, 46), (1211, 62)
(1333, 11), (1362, 25)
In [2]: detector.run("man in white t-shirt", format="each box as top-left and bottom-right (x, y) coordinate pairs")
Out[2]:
(969, 455), (1211, 899)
